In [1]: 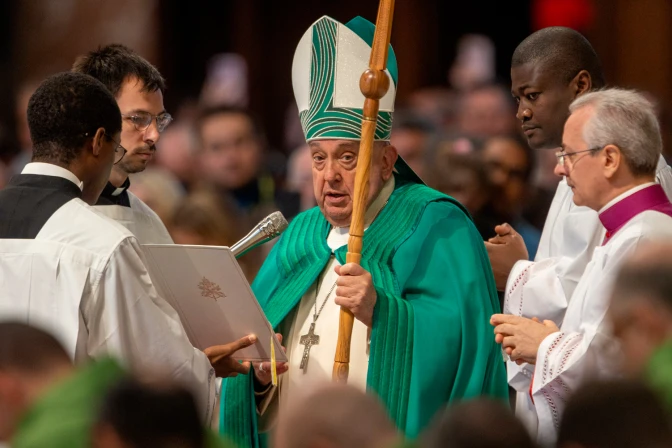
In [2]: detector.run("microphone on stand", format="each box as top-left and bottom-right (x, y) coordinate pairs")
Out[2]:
(231, 211), (288, 258)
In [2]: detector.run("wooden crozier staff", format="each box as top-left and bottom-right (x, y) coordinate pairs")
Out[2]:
(333, 0), (395, 383)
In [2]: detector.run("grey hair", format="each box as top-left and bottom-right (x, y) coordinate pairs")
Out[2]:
(569, 88), (661, 176)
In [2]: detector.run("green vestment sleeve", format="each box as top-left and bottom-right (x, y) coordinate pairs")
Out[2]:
(387, 201), (508, 435)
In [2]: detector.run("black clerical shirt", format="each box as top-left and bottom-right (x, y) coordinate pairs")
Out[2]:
(96, 178), (131, 207)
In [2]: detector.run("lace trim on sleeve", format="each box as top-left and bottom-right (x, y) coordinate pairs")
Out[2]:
(504, 265), (532, 316)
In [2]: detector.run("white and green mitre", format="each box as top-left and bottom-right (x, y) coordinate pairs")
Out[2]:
(292, 15), (398, 142)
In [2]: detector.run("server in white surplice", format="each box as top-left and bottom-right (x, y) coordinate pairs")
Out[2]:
(0, 72), (254, 426)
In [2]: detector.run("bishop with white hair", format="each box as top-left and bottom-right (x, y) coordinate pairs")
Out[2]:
(492, 88), (672, 445)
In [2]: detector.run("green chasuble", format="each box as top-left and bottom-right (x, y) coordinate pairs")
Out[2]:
(220, 177), (508, 447)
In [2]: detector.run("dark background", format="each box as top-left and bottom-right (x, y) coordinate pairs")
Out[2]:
(4, 0), (672, 157)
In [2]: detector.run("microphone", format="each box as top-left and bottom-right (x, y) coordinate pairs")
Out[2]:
(231, 211), (288, 258)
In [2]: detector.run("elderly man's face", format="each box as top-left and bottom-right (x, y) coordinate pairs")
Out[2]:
(310, 140), (397, 227)
(554, 106), (605, 210)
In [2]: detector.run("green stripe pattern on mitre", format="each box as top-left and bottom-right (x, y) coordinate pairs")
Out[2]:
(299, 18), (394, 141)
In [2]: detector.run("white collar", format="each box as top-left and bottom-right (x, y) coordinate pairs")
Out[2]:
(21, 162), (84, 190)
(598, 182), (656, 214)
(327, 176), (395, 251)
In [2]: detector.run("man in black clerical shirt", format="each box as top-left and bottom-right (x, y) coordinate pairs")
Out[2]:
(0, 72), (123, 236)
(0, 72), (256, 425)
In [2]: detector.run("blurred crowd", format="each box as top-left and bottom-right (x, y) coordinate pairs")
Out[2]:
(5, 30), (672, 448)
(0, 34), (550, 278)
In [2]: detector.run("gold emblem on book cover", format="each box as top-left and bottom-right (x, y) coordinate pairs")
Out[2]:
(198, 277), (226, 301)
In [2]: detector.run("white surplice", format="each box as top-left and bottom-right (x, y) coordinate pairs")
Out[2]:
(504, 155), (672, 436)
(508, 188), (672, 446)
(256, 177), (394, 429)
(0, 165), (216, 424)
(94, 190), (173, 244)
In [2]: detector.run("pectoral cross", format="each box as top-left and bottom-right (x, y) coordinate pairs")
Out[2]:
(299, 323), (320, 372)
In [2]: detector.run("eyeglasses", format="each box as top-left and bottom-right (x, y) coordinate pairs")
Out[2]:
(105, 133), (127, 165)
(122, 111), (173, 133)
(555, 146), (602, 166)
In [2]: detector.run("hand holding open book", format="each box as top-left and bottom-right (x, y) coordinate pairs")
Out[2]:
(205, 334), (258, 377)
(142, 244), (288, 368)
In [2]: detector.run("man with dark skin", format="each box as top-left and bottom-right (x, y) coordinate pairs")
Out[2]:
(0, 72), (257, 430)
(487, 27), (605, 290)
(485, 26), (672, 441)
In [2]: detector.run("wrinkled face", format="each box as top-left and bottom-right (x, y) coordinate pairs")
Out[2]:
(554, 107), (604, 210)
(390, 128), (428, 179)
(199, 113), (262, 190)
(511, 63), (576, 150)
(482, 138), (530, 212)
(310, 140), (396, 227)
(115, 77), (166, 175)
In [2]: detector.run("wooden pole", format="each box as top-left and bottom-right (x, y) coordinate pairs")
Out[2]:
(333, 0), (395, 383)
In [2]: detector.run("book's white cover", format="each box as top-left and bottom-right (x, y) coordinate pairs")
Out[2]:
(142, 244), (286, 363)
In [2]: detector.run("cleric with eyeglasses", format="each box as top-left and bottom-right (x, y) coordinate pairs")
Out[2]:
(72, 44), (176, 245)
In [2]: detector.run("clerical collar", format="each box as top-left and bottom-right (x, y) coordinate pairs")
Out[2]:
(599, 183), (669, 244)
(21, 162), (83, 190)
(97, 178), (131, 207)
(327, 176), (395, 251)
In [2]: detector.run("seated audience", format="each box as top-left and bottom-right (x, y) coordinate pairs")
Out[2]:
(481, 136), (541, 258)
(93, 377), (231, 448)
(608, 241), (672, 412)
(557, 380), (672, 448)
(0, 322), (123, 448)
(274, 384), (401, 448)
(420, 399), (536, 448)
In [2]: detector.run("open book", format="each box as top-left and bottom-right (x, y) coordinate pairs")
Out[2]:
(142, 244), (286, 363)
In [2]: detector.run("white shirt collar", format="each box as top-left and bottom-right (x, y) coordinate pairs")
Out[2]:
(598, 182), (656, 214)
(111, 186), (126, 196)
(21, 162), (84, 190)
